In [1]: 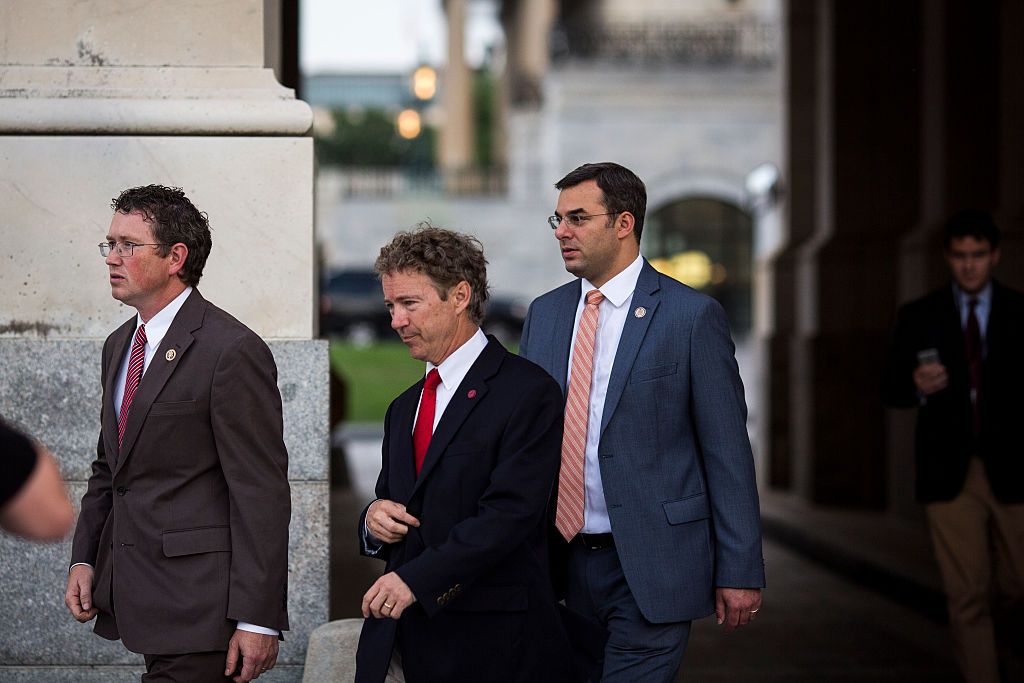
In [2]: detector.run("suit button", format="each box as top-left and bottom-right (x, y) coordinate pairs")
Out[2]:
(116, 486), (127, 496)
(436, 596), (445, 606)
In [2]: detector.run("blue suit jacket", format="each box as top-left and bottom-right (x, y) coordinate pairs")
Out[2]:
(520, 260), (765, 623)
(355, 337), (583, 683)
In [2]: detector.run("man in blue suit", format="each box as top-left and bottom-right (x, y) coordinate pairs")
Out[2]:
(520, 162), (765, 681)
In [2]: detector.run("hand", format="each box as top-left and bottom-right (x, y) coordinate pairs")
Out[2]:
(366, 499), (420, 544)
(362, 571), (416, 620)
(715, 587), (761, 633)
(224, 629), (279, 682)
(0, 443), (74, 541)
(64, 564), (98, 623)
(913, 362), (948, 395)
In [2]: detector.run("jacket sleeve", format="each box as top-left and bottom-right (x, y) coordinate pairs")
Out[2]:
(211, 333), (291, 631)
(70, 431), (113, 566)
(395, 376), (563, 617)
(358, 403), (392, 560)
(688, 298), (766, 588)
(71, 340), (114, 567)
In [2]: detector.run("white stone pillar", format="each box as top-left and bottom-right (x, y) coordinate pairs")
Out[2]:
(440, 0), (474, 185)
(0, 2), (325, 680)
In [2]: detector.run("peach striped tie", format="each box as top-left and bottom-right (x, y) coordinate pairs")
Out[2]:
(556, 289), (604, 542)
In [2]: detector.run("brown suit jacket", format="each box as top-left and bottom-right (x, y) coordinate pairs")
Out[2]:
(71, 289), (290, 655)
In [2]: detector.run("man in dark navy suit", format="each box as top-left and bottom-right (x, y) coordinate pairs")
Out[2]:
(884, 210), (1024, 683)
(355, 226), (579, 683)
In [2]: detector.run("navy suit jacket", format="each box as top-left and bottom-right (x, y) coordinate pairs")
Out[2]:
(520, 260), (765, 624)
(355, 337), (582, 683)
(882, 280), (1024, 503)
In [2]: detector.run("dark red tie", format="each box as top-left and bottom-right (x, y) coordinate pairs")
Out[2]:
(413, 369), (442, 475)
(118, 324), (147, 446)
(965, 298), (982, 434)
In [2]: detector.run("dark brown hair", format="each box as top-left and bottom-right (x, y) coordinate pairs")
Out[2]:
(555, 162), (647, 242)
(111, 185), (212, 287)
(374, 223), (489, 324)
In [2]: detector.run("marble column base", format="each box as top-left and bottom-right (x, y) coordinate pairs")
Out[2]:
(0, 338), (328, 679)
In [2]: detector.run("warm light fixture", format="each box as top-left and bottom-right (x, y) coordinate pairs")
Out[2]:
(651, 251), (717, 289)
(397, 109), (422, 139)
(412, 66), (437, 101)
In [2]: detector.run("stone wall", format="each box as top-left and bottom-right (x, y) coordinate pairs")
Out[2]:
(0, 2), (325, 680)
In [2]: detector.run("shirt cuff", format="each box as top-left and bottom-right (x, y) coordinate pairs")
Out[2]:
(237, 622), (279, 636)
(69, 562), (93, 573)
(363, 518), (383, 556)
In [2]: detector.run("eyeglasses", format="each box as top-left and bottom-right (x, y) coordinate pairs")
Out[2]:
(98, 241), (167, 258)
(547, 212), (620, 230)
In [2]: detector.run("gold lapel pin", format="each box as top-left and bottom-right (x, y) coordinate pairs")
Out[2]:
(634, 306), (647, 318)
(165, 349), (176, 361)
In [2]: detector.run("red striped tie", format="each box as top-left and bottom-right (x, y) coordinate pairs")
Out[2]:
(556, 289), (604, 542)
(118, 324), (147, 446)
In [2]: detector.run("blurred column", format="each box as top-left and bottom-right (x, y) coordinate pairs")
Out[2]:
(770, 0), (921, 507)
(441, 0), (474, 190)
(0, 1), (326, 679)
(499, 0), (556, 199)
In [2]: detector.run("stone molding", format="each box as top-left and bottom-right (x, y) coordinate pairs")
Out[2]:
(0, 66), (312, 135)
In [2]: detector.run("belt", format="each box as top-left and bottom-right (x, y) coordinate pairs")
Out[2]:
(577, 533), (615, 550)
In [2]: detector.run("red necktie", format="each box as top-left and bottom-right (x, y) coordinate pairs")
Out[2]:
(413, 369), (442, 475)
(965, 298), (982, 434)
(556, 289), (604, 542)
(118, 324), (147, 446)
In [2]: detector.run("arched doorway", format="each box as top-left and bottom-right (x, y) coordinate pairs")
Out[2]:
(644, 197), (753, 336)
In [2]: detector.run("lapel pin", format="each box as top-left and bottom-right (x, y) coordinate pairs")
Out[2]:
(467, 389), (477, 399)
(165, 349), (176, 361)
(634, 307), (647, 318)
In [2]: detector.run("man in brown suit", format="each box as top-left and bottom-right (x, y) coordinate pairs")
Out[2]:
(64, 185), (291, 682)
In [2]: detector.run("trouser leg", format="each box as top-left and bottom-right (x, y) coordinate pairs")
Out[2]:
(567, 542), (690, 683)
(926, 459), (999, 683)
(142, 651), (232, 682)
(987, 483), (1024, 682)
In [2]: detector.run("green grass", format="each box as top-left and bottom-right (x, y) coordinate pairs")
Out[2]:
(329, 341), (424, 424)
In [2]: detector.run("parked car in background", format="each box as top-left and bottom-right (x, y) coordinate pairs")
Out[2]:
(320, 268), (528, 345)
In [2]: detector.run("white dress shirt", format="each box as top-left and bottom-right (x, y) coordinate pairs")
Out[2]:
(85, 286), (276, 636)
(954, 281), (992, 341)
(416, 327), (489, 431)
(567, 254), (644, 534)
(112, 287), (192, 415)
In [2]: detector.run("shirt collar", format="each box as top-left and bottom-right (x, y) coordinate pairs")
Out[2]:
(953, 281), (992, 309)
(581, 253), (644, 307)
(427, 327), (488, 391)
(134, 286), (192, 347)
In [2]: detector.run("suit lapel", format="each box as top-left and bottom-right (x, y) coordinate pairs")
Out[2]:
(410, 338), (503, 499)
(388, 383), (420, 505)
(114, 290), (204, 476)
(984, 281), (1004, 363)
(550, 281), (581, 395)
(940, 287), (966, 374)
(601, 261), (661, 435)
(104, 317), (136, 466)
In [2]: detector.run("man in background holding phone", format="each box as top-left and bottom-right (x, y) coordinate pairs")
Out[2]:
(884, 210), (1024, 683)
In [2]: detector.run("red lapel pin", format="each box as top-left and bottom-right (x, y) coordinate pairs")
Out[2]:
(467, 389), (477, 399)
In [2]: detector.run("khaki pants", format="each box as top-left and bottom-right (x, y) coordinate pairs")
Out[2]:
(926, 459), (1024, 683)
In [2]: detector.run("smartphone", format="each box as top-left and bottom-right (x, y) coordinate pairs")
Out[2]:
(917, 348), (940, 366)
